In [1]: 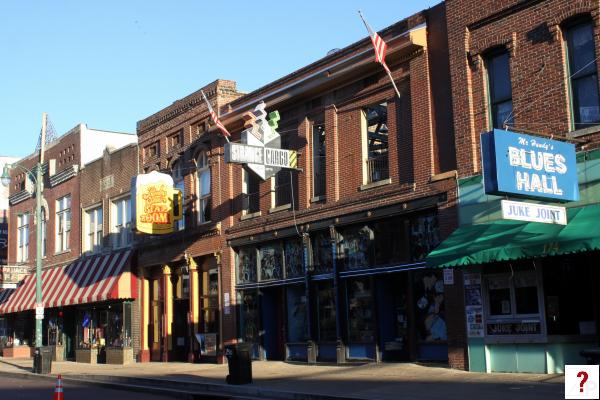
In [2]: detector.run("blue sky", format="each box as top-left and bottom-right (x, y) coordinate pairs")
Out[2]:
(0, 1), (436, 158)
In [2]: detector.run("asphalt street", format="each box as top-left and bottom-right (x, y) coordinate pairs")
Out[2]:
(0, 376), (179, 400)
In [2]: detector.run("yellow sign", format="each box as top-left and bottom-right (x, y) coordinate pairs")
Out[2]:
(133, 172), (182, 234)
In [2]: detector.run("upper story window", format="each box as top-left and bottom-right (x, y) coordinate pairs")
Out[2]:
(84, 206), (103, 253)
(312, 122), (326, 198)
(565, 20), (600, 130)
(55, 195), (71, 253)
(144, 141), (160, 160)
(172, 161), (185, 231)
(243, 168), (260, 215)
(196, 152), (211, 224)
(362, 103), (389, 184)
(17, 213), (29, 262)
(168, 130), (183, 151)
(485, 50), (513, 129)
(112, 196), (132, 248)
(273, 132), (298, 208)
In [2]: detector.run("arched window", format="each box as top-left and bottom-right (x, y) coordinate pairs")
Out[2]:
(196, 152), (211, 224)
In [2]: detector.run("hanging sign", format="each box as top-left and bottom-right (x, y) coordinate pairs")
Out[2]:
(501, 199), (567, 225)
(481, 129), (579, 201)
(224, 102), (297, 180)
(131, 171), (182, 234)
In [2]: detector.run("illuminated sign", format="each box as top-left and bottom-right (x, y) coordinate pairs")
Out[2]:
(481, 129), (579, 201)
(131, 171), (182, 234)
(224, 102), (297, 180)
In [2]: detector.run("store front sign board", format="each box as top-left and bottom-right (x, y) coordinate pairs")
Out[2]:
(131, 171), (182, 235)
(481, 129), (579, 201)
(501, 200), (567, 225)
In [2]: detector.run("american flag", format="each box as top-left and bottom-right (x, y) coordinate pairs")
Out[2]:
(201, 90), (231, 138)
(359, 11), (390, 73)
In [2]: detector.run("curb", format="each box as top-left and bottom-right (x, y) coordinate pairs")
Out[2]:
(0, 369), (366, 400)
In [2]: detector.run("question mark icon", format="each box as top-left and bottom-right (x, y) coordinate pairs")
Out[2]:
(577, 371), (589, 393)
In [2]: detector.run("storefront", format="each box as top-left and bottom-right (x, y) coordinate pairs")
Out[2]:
(234, 207), (448, 363)
(426, 141), (600, 373)
(0, 250), (136, 364)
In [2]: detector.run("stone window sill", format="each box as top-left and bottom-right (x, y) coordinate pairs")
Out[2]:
(359, 178), (392, 191)
(269, 203), (291, 214)
(310, 195), (326, 203)
(568, 124), (600, 138)
(241, 211), (262, 221)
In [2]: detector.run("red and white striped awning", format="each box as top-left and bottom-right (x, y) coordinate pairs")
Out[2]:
(0, 250), (133, 315)
(0, 289), (15, 311)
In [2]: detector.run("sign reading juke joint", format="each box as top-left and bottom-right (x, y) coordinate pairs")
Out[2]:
(131, 171), (182, 235)
(224, 102), (297, 180)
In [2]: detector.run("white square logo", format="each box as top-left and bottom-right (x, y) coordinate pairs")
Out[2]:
(565, 365), (599, 399)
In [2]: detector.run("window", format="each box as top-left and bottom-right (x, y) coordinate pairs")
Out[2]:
(486, 51), (513, 129)
(565, 21), (600, 129)
(258, 243), (283, 281)
(55, 195), (71, 252)
(112, 197), (132, 248)
(17, 213), (29, 262)
(200, 268), (219, 333)
(273, 134), (295, 207)
(84, 206), (103, 253)
(362, 103), (389, 184)
(243, 169), (260, 214)
(286, 285), (308, 343)
(317, 281), (336, 342)
(312, 122), (326, 198)
(41, 208), (47, 258)
(171, 162), (185, 231)
(346, 278), (375, 343)
(196, 152), (211, 224)
(236, 247), (257, 284)
(168, 131), (183, 151)
(144, 142), (160, 160)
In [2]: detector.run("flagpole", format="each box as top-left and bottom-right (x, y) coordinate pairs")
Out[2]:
(358, 10), (401, 99)
(201, 90), (230, 143)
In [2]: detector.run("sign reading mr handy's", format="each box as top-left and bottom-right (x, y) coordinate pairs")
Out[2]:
(131, 171), (182, 235)
(224, 102), (297, 180)
(481, 129), (579, 202)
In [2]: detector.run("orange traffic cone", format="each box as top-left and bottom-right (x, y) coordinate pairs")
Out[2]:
(53, 374), (64, 400)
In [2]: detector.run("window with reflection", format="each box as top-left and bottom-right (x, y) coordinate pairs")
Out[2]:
(284, 238), (303, 278)
(236, 247), (257, 283)
(259, 243), (283, 281)
(346, 278), (375, 342)
(238, 290), (259, 343)
(339, 225), (374, 270)
(286, 285), (308, 342)
(410, 213), (440, 261)
(317, 281), (336, 342)
(486, 50), (513, 129)
(196, 152), (211, 224)
(311, 231), (332, 273)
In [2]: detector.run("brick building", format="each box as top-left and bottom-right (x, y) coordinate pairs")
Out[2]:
(425, 0), (600, 373)
(217, 4), (461, 365)
(0, 123), (136, 362)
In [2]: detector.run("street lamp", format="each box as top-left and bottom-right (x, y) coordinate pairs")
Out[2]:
(1, 113), (47, 366)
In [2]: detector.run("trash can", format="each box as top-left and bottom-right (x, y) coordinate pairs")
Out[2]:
(33, 347), (53, 374)
(225, 343), (252, 384)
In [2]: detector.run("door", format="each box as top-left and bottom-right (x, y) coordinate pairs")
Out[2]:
(63, 311), (75, 360)
(172, 299), (190, 361)
(260, 287), (284, 360)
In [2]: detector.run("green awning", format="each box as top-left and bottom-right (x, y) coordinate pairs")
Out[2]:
(426, 204), (600, 268)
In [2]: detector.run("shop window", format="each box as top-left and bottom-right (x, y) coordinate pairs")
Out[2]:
(286, 285), (308, 342)
(236, 247), (257, 283)
(111, 196), (132, 248)
(346, 278), (375, 343)
(311, 231), (333, 274)
(339, 225), (374, 270)
(259, 243), (283, 281)
(196, 152), (211, 224)
(238, 290), (259, 343)
(410, 213), (440, 261)
(200, 268), (219, 333)
(362, 102), (389, 184)
(317, 281), (336, 342)
(17, 212), (29, 262)
(413, 270), (447, 342)
(544, 257), (597, 335)
(373, 217), (410, 265)
(77, 304), (132, 350)
(55, 195), (71, 253)
(312, 122), (326, 198)
(284, 238), (303, 278)
(565, 20), (600, 130)
(84, 206), (103, 253)
(243, 168), (260, 214)
(485, 50), (513, 129)
(171, 161), (185, 231)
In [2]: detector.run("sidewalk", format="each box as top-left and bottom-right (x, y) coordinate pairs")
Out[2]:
(0, 357), (565, 400)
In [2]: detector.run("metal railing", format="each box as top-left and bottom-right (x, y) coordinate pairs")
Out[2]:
(366, 154), (389, 183)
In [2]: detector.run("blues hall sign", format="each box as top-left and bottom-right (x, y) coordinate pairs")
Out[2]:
(481, 129), (579, 202)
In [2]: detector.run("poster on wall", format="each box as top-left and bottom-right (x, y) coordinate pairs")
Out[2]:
(464, 273), (484, 338)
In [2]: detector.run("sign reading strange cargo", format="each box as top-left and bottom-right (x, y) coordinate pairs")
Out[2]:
(481, 129), (579, 201)
(224, 102), (297, 180)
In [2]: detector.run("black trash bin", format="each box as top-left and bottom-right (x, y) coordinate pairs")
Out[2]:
(33, 347), (53, 374)
(225, 343), (252, 384)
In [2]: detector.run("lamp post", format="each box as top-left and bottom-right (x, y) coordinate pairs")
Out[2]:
(1, 113), (47, 360)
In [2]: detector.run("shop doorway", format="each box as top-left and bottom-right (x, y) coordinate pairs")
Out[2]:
(63, 311), (76, 360)
(149, 278), (163, 361)
(376, 274), (410, 361)
(260, 287), (284, 360)
(172, 299), (190, 361)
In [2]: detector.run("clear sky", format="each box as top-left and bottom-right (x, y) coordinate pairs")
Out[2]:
(0, 1), (437, 158)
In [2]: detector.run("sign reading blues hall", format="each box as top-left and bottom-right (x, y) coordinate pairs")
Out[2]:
(481, 129), (579, 202)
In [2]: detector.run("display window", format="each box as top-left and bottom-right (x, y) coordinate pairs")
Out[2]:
(311, 231), (333, 274)
(237, 247), (257, 283)
(316, 282), (336, 342)
(339, 225), (374, 270)
(259, 244), (283, 281)
(414, 270), (447, 342)
(346, 278), (375, 343)
(238, 290), (259, 343)
(284, 239), (303, 278)
(286, 285), (308, 342)
(200, 268), (219, 333)
(77, 303), (132, 349)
